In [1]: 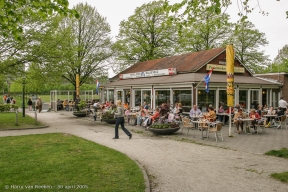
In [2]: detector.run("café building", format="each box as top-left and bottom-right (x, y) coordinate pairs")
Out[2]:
(101, 47), (282, 112)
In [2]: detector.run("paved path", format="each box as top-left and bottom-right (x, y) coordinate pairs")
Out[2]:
(1, 111), (288, 192)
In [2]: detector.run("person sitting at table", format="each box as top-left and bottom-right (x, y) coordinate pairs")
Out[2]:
(124, 106), (131, 124)
(205, 106), (216, 122)
(173, 102), (178, 114)
(189, 105), (202, 119)
(256, 105), (263, 116)
(143, 102), (149, 110)
(151, 108), (160, 122)
(123, 102), (129, 110)
(57, 99), (63, 110)
(275, 107), (285, 129)
(263, 104), (268, 111)
(217, 105), (225, 122)
(105, 100), (110, 107)
(249, 109), (261, 133)
(136, 110), (148, 126)
(265, 106), (276, 127)
(233, 108), (245, 134)
(62, 99), (69, 111)
(175, 103), (183, 121)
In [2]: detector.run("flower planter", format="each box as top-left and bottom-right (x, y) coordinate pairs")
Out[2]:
(73, 112), (87, 117)
(148, 127), (180, 134)
(102, 119), (117, 124)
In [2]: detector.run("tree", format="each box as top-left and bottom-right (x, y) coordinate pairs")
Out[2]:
(0, 0), (79, 40)
(262, 45), (288, 73)
(273, 45), (288, 64)
(226, 21), (269, 73)
(56, 3), (112, 93)
(165, 0), (287, 24)
(179, 13), (232, 53)
(112, 0), (179, 74)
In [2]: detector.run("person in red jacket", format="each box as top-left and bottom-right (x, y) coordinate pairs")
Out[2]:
(151, 108), (160, 122)
(249, 109), (261, 133)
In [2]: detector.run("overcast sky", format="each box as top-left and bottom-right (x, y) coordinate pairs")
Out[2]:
(68, 0), (288, 76)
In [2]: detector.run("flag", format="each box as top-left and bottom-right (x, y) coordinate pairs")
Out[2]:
(204, 68), (214, 93)
(96, 80), (100, 95)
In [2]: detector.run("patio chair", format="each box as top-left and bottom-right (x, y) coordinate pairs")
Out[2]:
(254, 118), (267, 134)
(181, 117), (195, 136)
(275, 115), (287, 129)
(207, 122), (223, 142)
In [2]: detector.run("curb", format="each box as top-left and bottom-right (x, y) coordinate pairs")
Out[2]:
(134, 160), (151, 192)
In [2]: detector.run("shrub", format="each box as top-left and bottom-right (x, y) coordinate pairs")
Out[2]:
(0, 104), (18, 112)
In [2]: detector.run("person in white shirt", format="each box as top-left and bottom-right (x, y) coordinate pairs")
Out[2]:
(278, 97), (287, 112)
(189, 105), (202, 118)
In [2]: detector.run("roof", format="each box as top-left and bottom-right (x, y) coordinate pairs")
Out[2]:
(104, 73), (281, 87)
(112, 47), (226, 79)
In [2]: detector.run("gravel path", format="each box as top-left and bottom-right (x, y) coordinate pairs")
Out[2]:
(1, 112), (288, 192)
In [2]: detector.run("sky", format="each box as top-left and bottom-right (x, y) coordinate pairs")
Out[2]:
(68, 0), (288, 77)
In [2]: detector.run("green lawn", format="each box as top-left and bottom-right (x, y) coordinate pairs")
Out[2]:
(0, 112), (44, 130)
(265, 148), (288, 183)
(0, 133), (145, 192)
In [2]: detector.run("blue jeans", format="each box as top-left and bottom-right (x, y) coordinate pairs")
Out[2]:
(115, 117), (131, 138)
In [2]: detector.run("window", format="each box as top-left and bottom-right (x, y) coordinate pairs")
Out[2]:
(197, 90), (216, 109)
(155, 90), (170, 107)
(135, 90), (141, 106)
(173, 90), (191, 112)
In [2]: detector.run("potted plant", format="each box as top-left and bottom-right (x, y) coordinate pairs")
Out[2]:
(102, 109), (117, 124)
(148, 117), (180, 134)
(73, 100), (87, 117)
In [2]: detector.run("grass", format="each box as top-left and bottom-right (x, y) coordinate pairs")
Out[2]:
(265, 148), (288, 183)
(265, 148), (288, 159)
(0, 112), (44, 130)
(0, 133), (145, 191)
(271, 172), (288, 183)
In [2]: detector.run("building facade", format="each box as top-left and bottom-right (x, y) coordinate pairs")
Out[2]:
(101, 47), (282, 112)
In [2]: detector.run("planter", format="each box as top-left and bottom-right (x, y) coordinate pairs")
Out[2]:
(148, 127), (180, 134)
(102, 119), (117, 124)
(73, 112), (87, 117)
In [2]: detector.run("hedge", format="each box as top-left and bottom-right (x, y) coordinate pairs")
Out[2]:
(0, 104), (19, 112)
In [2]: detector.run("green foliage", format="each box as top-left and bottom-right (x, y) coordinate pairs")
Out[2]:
(102, 109), (116, 120)
(0, 133), (146, 191)
(112, 0), (179, 74)
(261, 45), (288, 73)
(271, 172), (288, 183)
(225, 21), (270, 74)
(77, 100), (87, 111)
(265, 148), (288, 159)
(0, 0), (79, 40)
(0, 104), (18, 112)
(179, 13), (232, 53)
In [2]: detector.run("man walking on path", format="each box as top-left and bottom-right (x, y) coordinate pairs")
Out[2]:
(278, 97), (287, 112)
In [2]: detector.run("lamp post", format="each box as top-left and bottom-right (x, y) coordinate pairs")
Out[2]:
(22, 78), (26, 117)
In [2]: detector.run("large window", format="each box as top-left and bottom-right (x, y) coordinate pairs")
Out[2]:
(116, 90), (122, 101)
(219, 90), (227, 108)
(155, 90), (170, 107)
(124, 90), (131, 104)
(272, 89), (279, 108)
(197, 90), (216, 109)
(108, 90), (114, 102)
(135, 90), (141, 106)
(239, 90), (248, 109)
(173, 90), (191, 112)
(103, 90), (107, 103)
(250, 90), (259, 109)
(143, 90), (151, 108)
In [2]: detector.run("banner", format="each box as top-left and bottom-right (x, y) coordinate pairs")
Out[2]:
(119, 68), (177, 80)
(226, 45), (235, 107)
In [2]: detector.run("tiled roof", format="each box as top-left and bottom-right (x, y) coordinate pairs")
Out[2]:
(113, 47), (226, 79)
(104, 73), (281, 87)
